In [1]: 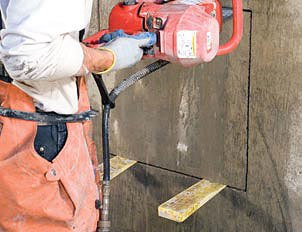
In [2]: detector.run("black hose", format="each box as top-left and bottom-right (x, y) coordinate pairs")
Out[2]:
(102, 104), (111, 181)
(96, 60), (169, 232)
(100, 60), (169, 182)
(110, 60), (169, 101)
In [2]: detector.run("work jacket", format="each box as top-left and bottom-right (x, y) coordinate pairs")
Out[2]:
(0, 77), (100, 232)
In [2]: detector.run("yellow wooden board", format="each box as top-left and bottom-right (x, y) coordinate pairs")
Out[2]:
(158, 180), (226, 222)
(99, 156), (137, 180)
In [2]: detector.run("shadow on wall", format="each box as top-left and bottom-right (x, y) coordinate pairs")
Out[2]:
(221, 189), (292, 232)
(130, 163), (292, 232)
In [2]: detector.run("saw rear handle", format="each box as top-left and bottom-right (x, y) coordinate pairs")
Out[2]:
(217, 0), (243, 55)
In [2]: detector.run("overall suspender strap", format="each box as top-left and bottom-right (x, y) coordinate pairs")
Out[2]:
(0, 107), (97, 123)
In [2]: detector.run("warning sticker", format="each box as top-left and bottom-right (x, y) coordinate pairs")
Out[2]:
(178, 0), (203, 5)
(179, 0), (213, 5)
(177, 30), (197, 59)
(207, 32), (212, 51)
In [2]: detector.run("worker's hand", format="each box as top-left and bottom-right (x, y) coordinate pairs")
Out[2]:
(79, 43), (115, 75)
(100, 31), (156, 71)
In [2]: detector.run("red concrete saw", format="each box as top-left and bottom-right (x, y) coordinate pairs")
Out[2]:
(85, 0), (243, 66)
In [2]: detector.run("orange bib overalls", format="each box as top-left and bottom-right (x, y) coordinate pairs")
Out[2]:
(0, 77), (99, 232)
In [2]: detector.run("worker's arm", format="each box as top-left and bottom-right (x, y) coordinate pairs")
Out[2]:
(0, 0), (114, 81)
(0, 0), (88, 81)
(0, 1), (156, 81)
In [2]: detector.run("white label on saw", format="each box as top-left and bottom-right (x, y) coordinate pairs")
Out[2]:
(178, 0), (203, 5)
(177, 31), (197, 59)
(179, 0), (213, 5)
(179, 0), (216, 8)
(207, 32), (212, 51)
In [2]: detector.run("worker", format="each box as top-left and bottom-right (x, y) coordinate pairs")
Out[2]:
(0, 1), (155, 231)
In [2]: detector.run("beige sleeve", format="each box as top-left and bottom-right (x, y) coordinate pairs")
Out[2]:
(2, 34), (84, 81)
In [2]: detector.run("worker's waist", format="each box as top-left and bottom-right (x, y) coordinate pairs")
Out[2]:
(0, 73), (97, 123)
(0, 106), (98, 123)
(37, 121), (58, 126)
(35, 108), (66, 126)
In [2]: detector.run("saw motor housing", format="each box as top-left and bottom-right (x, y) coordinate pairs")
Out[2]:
(85, 0), (243, 66)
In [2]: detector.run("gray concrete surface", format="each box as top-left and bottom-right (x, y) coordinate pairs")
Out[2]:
(87, 0), (302, 231)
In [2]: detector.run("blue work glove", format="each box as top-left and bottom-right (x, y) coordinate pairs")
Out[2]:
(99, 30), (126, 44)
(99, 30), (156, 71)
(99, 30), (155, 47)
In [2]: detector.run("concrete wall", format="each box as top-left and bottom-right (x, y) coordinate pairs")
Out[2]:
(88, 0), (302, 231)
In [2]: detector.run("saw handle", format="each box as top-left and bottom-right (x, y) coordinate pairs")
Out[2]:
(217, 0), (243, 55)
(83, 30), (109, 47)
